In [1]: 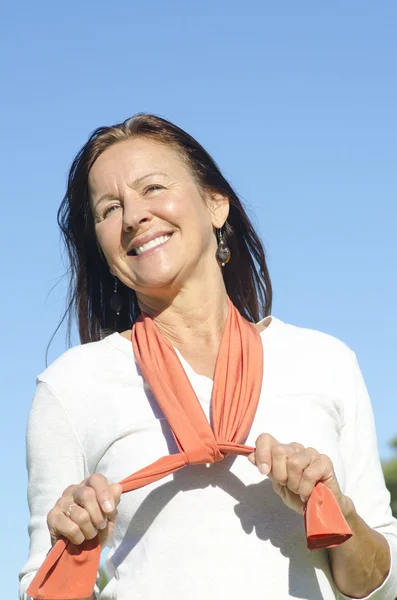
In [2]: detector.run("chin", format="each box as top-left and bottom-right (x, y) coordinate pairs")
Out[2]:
(131, 270), (181, 294)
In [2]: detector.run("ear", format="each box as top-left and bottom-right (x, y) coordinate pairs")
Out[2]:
(206, 192), (230, 229)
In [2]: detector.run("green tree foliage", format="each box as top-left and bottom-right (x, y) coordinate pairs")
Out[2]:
(383, 437), (397, 518)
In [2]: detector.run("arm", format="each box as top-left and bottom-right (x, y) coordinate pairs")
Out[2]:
(330, 497), (391, 598)
(251, 347), (397, 599)
(19, 380), (101, 600)
(329, 352), (397, 599)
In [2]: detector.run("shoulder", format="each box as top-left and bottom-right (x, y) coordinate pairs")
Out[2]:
(39, 335), (111, 380)
(261, 316), (357, 397)
(265, 316), (354, 360)
(37, 333), (139, 406)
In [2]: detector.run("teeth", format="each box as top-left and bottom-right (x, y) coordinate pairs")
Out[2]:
(135, 234), (171, 255)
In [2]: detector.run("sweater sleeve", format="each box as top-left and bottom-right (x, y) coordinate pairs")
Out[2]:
(337, 352), (397, 600)
(19, 379), (101, 600)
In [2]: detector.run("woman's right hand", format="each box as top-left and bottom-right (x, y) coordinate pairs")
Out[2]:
(47, 474), (122, 548)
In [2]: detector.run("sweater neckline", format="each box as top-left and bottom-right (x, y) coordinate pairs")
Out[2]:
(106, 315), (278, 384)
(106, 315), (279, 357)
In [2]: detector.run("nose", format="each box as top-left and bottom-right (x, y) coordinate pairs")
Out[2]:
(122, 197), (153, 233)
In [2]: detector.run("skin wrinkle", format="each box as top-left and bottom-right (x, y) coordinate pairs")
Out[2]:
(25, 120), (395, 600)
(89, 137), (230, 378)
(83, 136), (392, 597)
(93, 170), (170, 215)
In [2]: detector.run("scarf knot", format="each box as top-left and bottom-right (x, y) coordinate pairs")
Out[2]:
(27, 299), (352, 600)
(185, 442), (224, 465)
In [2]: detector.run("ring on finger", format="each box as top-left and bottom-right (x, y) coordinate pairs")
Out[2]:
(65, 502), (78, 518)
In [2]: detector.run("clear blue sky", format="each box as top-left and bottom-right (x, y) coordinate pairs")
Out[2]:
(2, 1), (396, 596)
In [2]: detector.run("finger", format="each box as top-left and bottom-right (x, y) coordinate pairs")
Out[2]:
(62, 484), (79, 499)
(109, 482), (123, 508)
(66, 504), (99, 540)
(247, 452), (256, 466)
(84, 473), (117, 517)
(255, 433), (279, 475)
(286, 449), (318, 497)
(73, 483), (108, 530)
(48, 509), (85, 546)
(270, 444), (296, 484)
(248, 441), (303, 470)
(289, 442), (305, 452)
(297, 454), (331, 501)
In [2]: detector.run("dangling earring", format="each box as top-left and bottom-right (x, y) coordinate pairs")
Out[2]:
(215, 227), (231, 267)
(110, 276), (123, 316)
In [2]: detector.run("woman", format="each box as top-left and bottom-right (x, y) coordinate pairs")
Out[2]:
(20, 114), (397, 599)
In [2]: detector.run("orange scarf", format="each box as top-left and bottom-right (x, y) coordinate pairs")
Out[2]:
(28, 300), (352, 600)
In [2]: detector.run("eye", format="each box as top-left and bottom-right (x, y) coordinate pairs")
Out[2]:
(102, 204), (121, 218)
(144, 184), (164, 194)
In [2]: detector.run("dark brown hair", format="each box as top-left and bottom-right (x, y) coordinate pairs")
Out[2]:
(56, 113), (272, 344)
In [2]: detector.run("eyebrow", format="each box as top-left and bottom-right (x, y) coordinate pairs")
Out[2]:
(92, 171), (169, 207)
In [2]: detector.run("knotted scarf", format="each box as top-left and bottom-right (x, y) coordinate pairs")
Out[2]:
(27, 299), (352, 599)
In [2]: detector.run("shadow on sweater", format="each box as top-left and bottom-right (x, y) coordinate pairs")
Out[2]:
(109, 453), (335, 599)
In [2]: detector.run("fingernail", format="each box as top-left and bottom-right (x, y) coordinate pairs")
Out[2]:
(300, 495), (307, 503)
(103, 500), (114, 513)
(259, 463), (270, 475)
(98, 520), (107, 530)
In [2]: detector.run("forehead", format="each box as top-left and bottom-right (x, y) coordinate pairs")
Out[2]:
(88, 137), (189, 193)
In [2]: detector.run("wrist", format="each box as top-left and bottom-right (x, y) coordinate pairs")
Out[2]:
(339, 494), (356, 523)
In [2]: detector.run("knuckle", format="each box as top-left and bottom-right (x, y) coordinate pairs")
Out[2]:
(302, 468), (315, 482)
(255, 433), (270, 445)
(52, 512), (64, 528)
(272, 444), (287, 458)
(307, 447), (319, 456)
(69, 522), (81, 537)
(319, 454), (333, 473)
(75, 510), (91, 527)
(71, 484), (84, 499)
(88, 473), (108, 487)
(63, 484), (77, 497)
(287, 456), (301, 470)
(291, 442), (304, 450)
(87, 473), (108, 488)
(55, 496), (70, 510)
(79, 486), (96, 502)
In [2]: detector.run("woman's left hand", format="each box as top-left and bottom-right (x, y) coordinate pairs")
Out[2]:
(248, 433), (349, 516)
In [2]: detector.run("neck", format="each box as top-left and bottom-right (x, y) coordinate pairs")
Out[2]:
(123, 268), (230, 378)
(138, 277), (229, 352)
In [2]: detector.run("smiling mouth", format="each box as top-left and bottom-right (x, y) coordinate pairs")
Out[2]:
(128, 234), (172, 256)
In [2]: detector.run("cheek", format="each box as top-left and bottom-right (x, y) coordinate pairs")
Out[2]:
(158, 190), (209, 231)
(95, 222), (120, 258)
(154, 195), (186, 221)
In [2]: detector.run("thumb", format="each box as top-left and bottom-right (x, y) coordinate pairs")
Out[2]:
(254, 433), (278, 475)
(109, 482), (123, 506)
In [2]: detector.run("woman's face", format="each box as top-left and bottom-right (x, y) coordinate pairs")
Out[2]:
(89, 138), (228, 297)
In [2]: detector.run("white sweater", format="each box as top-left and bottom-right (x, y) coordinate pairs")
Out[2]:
(19, 316), (397, 600)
